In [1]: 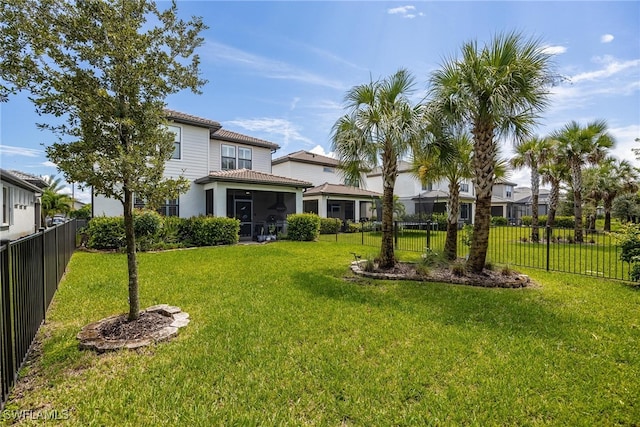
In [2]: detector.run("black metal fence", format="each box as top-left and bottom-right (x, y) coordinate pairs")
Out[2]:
(319, 221), (631, 282)
(0, 220), (76, 408)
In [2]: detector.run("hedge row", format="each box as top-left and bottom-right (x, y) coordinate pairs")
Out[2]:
(86, 210), (239, 251)
(520, 215), (575, 228)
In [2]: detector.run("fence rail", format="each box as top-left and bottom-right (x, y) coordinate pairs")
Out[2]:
(318, 221), (631, 282)
(0, 220), (76, 408)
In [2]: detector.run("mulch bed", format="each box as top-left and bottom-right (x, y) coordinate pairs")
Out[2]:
(98, 312), (173, 341)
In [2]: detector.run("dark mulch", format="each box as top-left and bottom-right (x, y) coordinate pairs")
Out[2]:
(99, 311), (172, 341)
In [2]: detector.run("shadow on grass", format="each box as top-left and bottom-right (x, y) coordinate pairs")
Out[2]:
(291, 269), (574, 342)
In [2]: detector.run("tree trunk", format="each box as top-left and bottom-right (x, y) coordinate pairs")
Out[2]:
(531, 168), (540, 242)
(124, 187), (140, 321)
(379, 150), (397, 269)
(546, 179), (560, 228)
(468, 121), (495, 273)
(571, 162), (584, 243)
(444, 181), (460, 261)
(604, 197), (613, 231)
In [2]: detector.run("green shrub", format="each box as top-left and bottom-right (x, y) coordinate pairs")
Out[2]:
(87, 216), (125, 249)
(522, 215), (575, 228)
(287, 213), (321, 241)
(160, 216), (184, 244)
(491, 216), (508, 226)
(69, 204), (92, 220)
(319, 217), (341, 234)
(613, 224), (640, 280)
(179, 216), (240, 246)
(345, 221), (361, 233)
(133, 209), (163, 237)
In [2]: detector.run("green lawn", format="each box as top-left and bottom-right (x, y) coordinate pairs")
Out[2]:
(4, 241), (640, 425)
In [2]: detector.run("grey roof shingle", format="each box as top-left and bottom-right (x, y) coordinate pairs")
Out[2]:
(212, 129), (279, 150)
(304, 183), (381, 198)
(194, 169), (313, 188)
(272, 150), (339, 167)
(164, 109), (222, 131)
(1, 169), (43, 193)
(8, 170), (49, 188)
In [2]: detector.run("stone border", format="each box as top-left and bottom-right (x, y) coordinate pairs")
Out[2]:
(77, 304), (190, 353)
(350, 261), (530, 288)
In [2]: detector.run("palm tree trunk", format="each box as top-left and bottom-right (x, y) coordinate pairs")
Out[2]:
(468, 123), (495, 273)
(379, 150), (397, 269)
(123, 187), (140, 321)
(546, 179), (560, 228)
(604, 197), (613, 231)
(444, 181), (460, 261)
(571, 162), (584, 243)
(531, 169), (540, 242)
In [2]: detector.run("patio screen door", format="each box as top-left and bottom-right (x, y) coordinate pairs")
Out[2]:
(235, 200), (252, 238)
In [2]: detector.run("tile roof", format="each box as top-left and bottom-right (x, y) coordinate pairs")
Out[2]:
(8, 170), (49, 188)
(164, 109), (222, 132)
(194, 169), (313, 188)
(1, 169), (43, 193)
(212, 129), (279, 150)
(304, 183), (381, 198)
(272, 150), (339, 166)
(412, 190), (475, 202)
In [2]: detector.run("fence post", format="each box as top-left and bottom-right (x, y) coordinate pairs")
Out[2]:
(41, 230), (47, 321)
(426, 220), (431, 249)
(394, 221), (398, 246)
(546, 225), (551, 271)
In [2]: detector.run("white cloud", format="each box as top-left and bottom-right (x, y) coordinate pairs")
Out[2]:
(203, 41), (346, 90)
(0, 145), (42, 157)
(290, 97), (300, 111)
(571, 57), (640, 83)
(41, 161), (57, 168)
(541, 45), (567, 55)
(609, 124), (640, 167)
(601, 34), (614, 43)
(309, 145), (336, 158)
(226, 117), (314, 149)
(387, 5), (423, 18)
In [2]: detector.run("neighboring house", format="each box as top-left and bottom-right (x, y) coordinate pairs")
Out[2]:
(93, 110), (313, 240)
(512, 187), (551, 223)
(1, 169), (46, 241)
(366, 161), (475, 223)
(272, 150), (380, 221)
(490, 179), (518, 220)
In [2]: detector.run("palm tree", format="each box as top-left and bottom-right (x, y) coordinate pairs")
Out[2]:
(550, 120), (615, 242)
(510, 136), (552, 242)
(412, 124), (473, 261)
(332, 69), (425, 269)
(540, 161), (568, 228)
(587, 157), (638, 231)
(40, 174), (73, 226)
(429, 31), (554, 272)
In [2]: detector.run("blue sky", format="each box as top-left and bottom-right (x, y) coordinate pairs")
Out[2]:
(1, 1), (639, 203)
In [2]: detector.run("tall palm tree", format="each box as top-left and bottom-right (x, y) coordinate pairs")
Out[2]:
(41, 187), (73, 225)
(429, 31), (554, 272)
(550, 120), (615, 242)
(412, 124), (473, 261)
(510, 136), (552, 242)
(332, 69), (425, 269)
(540, 161), (568, 228)
(587, 157), (638, 231)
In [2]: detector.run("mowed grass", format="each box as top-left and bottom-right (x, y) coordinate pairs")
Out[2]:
(4, 241), (640, 425)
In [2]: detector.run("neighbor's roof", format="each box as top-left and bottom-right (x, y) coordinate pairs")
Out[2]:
(165, 109), (222, 133)
(212, 129), (279, 150)
(272, 150), (339, 167)
(412, 189), (475, 202)
(366, 160), (413, 177)
(194, 169), (313, 188)
(0, 169), (43, 193)
(304, 183), (381, 198)
(8, 170), (49, 189)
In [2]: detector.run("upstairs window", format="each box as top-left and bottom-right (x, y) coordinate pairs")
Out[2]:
(459, 183), (469, 192)
(238, 147), (252, 169)
(168, 125), (181, 160)
(222, 145), (236, 170)
(2, 186), (10, 226)
(506, 186), (512, 198)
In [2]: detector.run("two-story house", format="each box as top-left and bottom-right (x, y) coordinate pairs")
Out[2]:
(272, 150), (381, 222)
(93, 110), (313, 239)
(490, 179), (518, 221)
(365, 161), (475, 224)
(1, 169), (46, 241)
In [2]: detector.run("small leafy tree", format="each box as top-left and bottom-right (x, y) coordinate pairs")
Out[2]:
(614, 223), (640, 281)
(1, 0), (205, 320)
